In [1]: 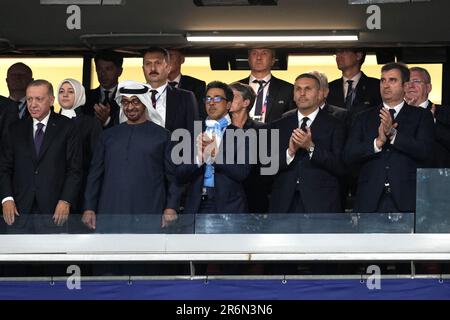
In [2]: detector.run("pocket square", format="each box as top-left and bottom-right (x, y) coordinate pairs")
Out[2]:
(277, 100), (285, 104)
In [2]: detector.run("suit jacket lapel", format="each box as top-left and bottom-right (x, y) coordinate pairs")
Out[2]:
(165, 85), (175, 130)
(37, 112), (58, 160)
(336, 78), (346, 106)
(395, 103), (411, 125)
(354, 72), (368, 106)
(27, 118), (38, 163)
(265, 76), (278, 120)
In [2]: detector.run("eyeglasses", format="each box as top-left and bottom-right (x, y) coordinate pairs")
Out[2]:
(408, 79), (427, 85)
(121, 98), (142, 107)
(204, 96), (228, 104)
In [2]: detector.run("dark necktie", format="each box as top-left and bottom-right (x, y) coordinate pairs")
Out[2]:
(253, 80), (266, 116)
(102, 90), (110, 105)
(300, 117), (309, 132)
(389, 108), (396, 124)
(168, 81), (178, 87)
(150, 90), (158, 109)
(34, 122), (45, 156)
(345, 80), (354, 109)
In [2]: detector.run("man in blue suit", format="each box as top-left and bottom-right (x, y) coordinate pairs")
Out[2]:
(344, 62), (435, 213)
(176, 81), (251, 214)
(270, 73), (346, 213)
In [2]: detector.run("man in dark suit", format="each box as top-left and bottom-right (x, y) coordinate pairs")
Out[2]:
(168, 49), (207, 121)
(327, 48), (382, 122)
(142, 47), (199, 133)
(405, 66), (450, 168)
(270, 73), (346, 213)
(238, 48), (295, 124)
(344, 63), (435, 213)
(176, 81), (251, 214)
(5, 62), (34, 120)
(83, 51), (123, 129)
(0, 80), (82, 233)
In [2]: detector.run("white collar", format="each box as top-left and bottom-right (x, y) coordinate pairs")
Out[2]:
(383, 100), (405, 116)
(149, 83), (168, 93)
(343, 72), (362, 84)
(297, 107), (320, 124)
(170, 74), (182, 84)
(418, 100), (429, 109)
(319, 102), (326, 110)
(249, 74), (272, 83)
(101, 85), (117, 94)
(33, 111), (51, 127)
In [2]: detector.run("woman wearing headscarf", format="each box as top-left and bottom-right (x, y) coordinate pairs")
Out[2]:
(57, 78), (102, 214)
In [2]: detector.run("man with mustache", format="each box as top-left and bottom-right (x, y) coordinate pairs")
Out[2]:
(142, 47), (199, 134)
(344, 62), (435, 213)
(0, 80), (82, 233)
(82, 81), (180, 231)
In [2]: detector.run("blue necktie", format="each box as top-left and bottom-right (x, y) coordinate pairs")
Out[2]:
(203, 117), (229, 188)
(34, 123), (45, 156)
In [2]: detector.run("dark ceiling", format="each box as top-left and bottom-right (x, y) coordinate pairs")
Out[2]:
(0, 0), (449, 56)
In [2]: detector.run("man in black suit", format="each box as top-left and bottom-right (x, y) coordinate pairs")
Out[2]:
(5, 62), (34, 119)
(328, 48), (382, 122)
(0, 80), (82, 233)
(83, 51), (123, 129)
(142, 47), (199, 133)
(270, 73), (346, 213)
(176, 81), (251, 214)
(168, 49), (207, 121)
(344, 63), (435, 213)
(238, 48), (295, 124)
(405, 66), (450, 168)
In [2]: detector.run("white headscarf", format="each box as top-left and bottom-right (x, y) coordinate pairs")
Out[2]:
(57, 78), (86, 119)
(115, 80), (164, 127)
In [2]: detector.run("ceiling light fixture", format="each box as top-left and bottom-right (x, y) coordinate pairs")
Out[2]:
(187, 32), (359, 43)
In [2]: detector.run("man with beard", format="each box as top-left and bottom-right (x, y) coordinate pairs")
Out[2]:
(82, 81), (180, 230)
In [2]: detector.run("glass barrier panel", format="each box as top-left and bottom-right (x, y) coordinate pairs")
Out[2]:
(416, 168), (450, 233)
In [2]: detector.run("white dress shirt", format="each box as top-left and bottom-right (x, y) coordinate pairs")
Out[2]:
(373, 101), (404, 153)
(249, 74), (272, 120)
(286, 107), (320, 165)
(149, 83), (168, 127)
(343, 72), (362, 98)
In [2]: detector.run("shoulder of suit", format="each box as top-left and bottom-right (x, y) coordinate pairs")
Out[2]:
(360, 72), (380, 84)
(328, 78), (343, 87)
(270, 75), (293, 88)
(181, 75), (206, 86)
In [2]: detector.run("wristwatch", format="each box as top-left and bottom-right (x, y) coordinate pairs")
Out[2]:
(308, 143), (315, 154)
(387, 127), (397, 139)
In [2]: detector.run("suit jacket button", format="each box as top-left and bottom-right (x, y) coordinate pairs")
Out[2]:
(385, 166), (390, 170)
(34, 170), (38, 175)
(296, 178), (300, 184)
